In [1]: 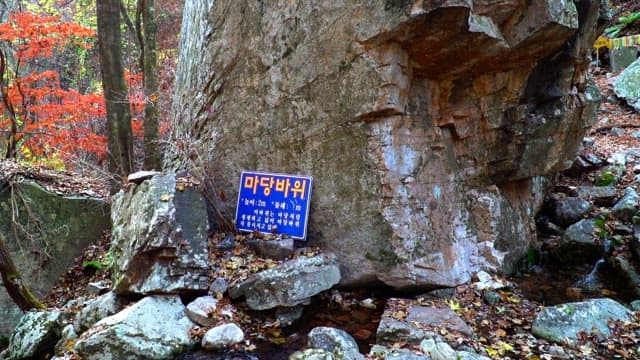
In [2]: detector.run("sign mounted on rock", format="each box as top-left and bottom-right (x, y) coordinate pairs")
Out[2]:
(235, 171), (313, 239)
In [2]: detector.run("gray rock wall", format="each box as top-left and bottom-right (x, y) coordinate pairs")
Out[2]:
(0, 181), (110, 340)
(168, 0), (601, 288)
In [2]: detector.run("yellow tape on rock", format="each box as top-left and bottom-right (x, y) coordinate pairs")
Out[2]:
(594, 35), (640, 50)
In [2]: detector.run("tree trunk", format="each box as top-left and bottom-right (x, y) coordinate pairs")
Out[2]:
(96, 0), (134, 178)
(140, 0), (161, 170)
(0, 234), (44, 311)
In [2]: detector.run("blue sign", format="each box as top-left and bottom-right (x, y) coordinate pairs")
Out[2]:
(235, 171), (313, 239)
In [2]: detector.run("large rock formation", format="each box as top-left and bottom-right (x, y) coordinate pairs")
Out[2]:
(110, 174), (210, 295)
(169, 0), (601, 288)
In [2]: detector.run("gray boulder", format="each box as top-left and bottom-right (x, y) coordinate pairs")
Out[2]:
(110, 173), (210, 295)
(74, 292), (128, 333)
(0, 181), (110, 338)
(532, 298), (632, 344)
(612, 187), (640, 222)
(5, 310), (66, 360)
(307, 327), (364, 360)
(559, 219), (601, 262)
(569, 186), (617, 206)
(74, 295), (197, 360)
(614, 57), (640, 112)
(376, 317), (431, 345)
(201, 323), (244, 350)
(551, 197), (592, 226)
(229, 254), (340, 310)
(186, 295), (218, 327)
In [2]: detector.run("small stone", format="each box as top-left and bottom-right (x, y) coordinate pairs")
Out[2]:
(632, 131), (640, 139)
(375, 317), (429, 344)
(209, 277), (229, 297)
(217, 234), (236, 251)
(607, 152), (627, 166)
(483, 291), (501, 305)
(584, 153), (603, 166)
(630, 300), (640, 311)
(289, 349), (336, 360)
(245, 237), (295, 260)
(358, 298), (376, 310)
(307, 327), (364, 360)
(551, 197), (592, 227)
(612, 187), (640, 222)
(202, 323), (244, 350)
(186, 295), (219, 327)
(369, 346), (430, 360)
(548, 345), (570, 359)
(420, 339), (456, 360)
(610, 127), (626, 137)
(416, 288), (455, 301)
(276, 305), (305, 326)
(473, 271), (509, 291)
(583, 137), (595, 147)
(86, 280), (110, 296)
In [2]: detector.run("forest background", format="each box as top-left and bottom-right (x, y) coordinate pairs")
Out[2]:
(0, 0), (182, 177)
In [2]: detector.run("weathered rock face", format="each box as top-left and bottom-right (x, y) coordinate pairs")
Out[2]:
(110, 174), (210, 294)
(0, 181), (110, 340)
(169, 0), (601, 288)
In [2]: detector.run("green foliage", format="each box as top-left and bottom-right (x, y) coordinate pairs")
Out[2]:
(526, 247), (537, 266)
(619, 12), (640, 25)
(82, 250), (113, 271)
(604, 12), (640, 38)
(596, 171), (616, 186)
(82, 260), (105, 270)
(593, 218), (608, 239)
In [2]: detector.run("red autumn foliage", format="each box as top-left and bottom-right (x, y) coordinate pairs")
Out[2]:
(0, 11), (105, 164)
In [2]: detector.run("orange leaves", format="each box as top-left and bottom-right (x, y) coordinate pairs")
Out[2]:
(0, 11), (94, 59)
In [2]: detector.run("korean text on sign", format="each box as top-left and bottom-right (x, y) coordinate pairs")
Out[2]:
(235, 171), (313, 239)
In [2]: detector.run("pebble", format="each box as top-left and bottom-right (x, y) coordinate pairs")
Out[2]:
(209, 277), (229, 297)
(202, 323), (245, 350)
(216, 234), (236, 251)
(483, 291), (501, 305)
(610, 127), (625, 137)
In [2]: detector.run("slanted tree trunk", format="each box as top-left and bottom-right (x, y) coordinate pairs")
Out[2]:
(96, 0), (134, 178)
(139, 0), (161, 170)
(0, 234), (44, 311)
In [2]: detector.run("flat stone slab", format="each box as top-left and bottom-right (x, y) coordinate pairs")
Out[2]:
(229, 253), (340, 310)
(532, 298), (632, 344)
(406, 306), (473, 336)
(568, 186), (617, 206)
